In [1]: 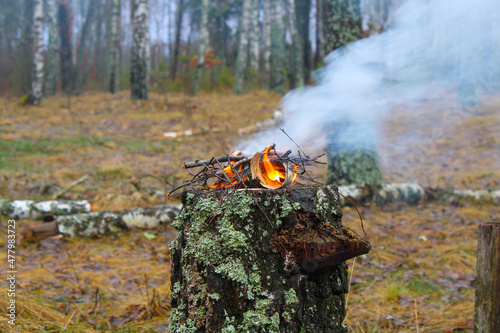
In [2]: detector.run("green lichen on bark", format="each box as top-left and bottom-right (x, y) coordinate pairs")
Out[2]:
(170, 186), (349, 332)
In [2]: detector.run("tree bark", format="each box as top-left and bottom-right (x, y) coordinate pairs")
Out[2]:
(30, 0), (44, 104)
(262, 0), (272, 89)
(45, 0), (59, 97)
(233, 0), (252, 94)
(285, 0), (304, 88)
(170, 0), (184, 81)
(324, 121), (383, 187)
(0, 200), (90, 220)
(170, 186), (363, 332)
(55, 204), (181, 237)
(321, 0), (363, 55)
(109, 0), (121, 93)
(58, 0), (73, 94)
(191, 0), (209, 95)
(246, 0), (259, 90)
(474, 223), (500, 333)
(74, 0), (98, 94)
(131, 0), (150, 100)
(295, 0), (311, 83)
(269, 0), (286, 94)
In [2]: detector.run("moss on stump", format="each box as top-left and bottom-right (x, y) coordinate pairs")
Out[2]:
(170, 186), (350, 333)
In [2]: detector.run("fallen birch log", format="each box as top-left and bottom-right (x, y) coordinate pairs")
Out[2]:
(23, 204), (182, 239)
(338, 184), (500, 206)
(0, 200), (91, 220)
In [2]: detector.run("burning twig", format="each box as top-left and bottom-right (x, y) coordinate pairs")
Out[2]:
(169, 145), (326, 197)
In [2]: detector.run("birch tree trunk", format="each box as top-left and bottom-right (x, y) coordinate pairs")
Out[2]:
(74, 0), (98, 94)
(262, 0), (272, 88)
(170, 0), (184, 81)
(30, 0), (44, 104)
(247, 0), (259, 89)
(191, 0), (209, 95)
(296, 0), (312, 83)
(45, 0), (59, 97)
(109, 0), (121, 93)
(58, 0), (73, 94)
(269, 0), (285, 94)
(233, 0), (252, 94)
(131, 0), (150, 99)
(315, 0), (324, 67)
(322, 0), (363, 54)
(285, 0), (304, 88)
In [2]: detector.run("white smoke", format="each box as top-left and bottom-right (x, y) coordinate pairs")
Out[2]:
(240, 0), (499, 153)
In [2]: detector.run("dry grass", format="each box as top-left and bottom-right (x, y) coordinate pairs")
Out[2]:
(1, 91), (499, 331)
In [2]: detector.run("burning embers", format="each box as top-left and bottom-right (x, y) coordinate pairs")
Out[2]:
(171, 145), (324, 195)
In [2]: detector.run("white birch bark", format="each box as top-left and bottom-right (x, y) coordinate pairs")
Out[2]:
(269, 0), (285, 94)
(131, 0), (150, 99)
(191, 0), (209, 95)
(233, 0), (252, 94)
(262, 0), (272, 87)
(31, 0), (44, 104)
(248, 0), (259, 71)
(45, 0), (59, 96)
(285, 0), (304, 87)
(109, 0), (121, 93)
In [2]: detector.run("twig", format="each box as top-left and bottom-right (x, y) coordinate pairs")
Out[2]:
(184, 155), (248, 169)
(51, 175), (90, 200)
(279, 128), (309, 158)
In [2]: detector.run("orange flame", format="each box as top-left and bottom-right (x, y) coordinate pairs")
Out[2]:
(209, 161), (246, 189)
(260, 146), (298, 187)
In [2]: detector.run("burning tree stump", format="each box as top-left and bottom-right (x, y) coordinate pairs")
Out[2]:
(170, 186), (371, 332)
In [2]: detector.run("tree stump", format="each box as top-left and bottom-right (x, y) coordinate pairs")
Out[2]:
(170, 186), (370, 332)
(474, 222), (500, 333)
(324, 120), (383, 187)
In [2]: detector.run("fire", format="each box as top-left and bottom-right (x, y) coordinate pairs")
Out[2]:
(209, 161), (245, 189)
(260, 146), (298, 188)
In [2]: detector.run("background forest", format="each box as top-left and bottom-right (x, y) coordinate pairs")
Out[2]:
(0, 0), (398, 100)
(1, 0), (500, 332)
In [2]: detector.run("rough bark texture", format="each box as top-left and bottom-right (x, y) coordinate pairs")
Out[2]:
(170, 186), (351, 332)
(247, 0), (259, 89)
(0, 200), (90, 220)
(170, 0), (184, 81)
(324, 122), (383, 187)
(191, 0), (209, 95)
(58, 0), (73, 94)
(55, 204), (181, 237)
(233, 0), (252, 94)
(322, 0), (363, 55)
(285, 0), (304, 88)
(74, 0), (98, 94)
(269, 0), (285, 94)
(262, 0), (272, 88)
(30, 0), (44, 104)
(474, 223), (500, 333)
(109, 0), (121, 93)
(45, 0), (59, 97)
(295, 0), (311, 83)
(131, 0), (150, 100)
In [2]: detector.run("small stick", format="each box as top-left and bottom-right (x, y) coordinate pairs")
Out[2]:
(184, 155), (249, 169)
(51, 175), (90, 200)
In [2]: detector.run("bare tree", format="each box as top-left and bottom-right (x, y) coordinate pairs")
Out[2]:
(30, 0), (44, 104)
(191, 0), (209, 95)
(285, 0), (304, 88)
(170, 0), (184, 81)
(109, 0), (121, 93)
(131, 0), (150, 99)
(269, 0), (285, 94)
(233, 0), (252, 94)
(45, 0), (59, 97)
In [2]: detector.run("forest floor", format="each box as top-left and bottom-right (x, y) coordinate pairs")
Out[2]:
(0, 90), (499, 332)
